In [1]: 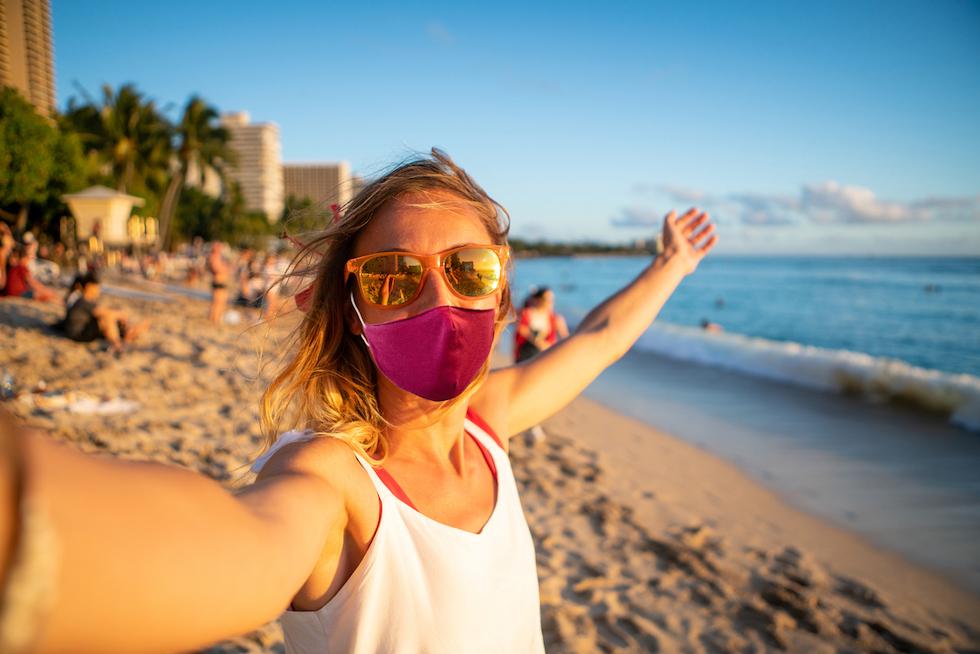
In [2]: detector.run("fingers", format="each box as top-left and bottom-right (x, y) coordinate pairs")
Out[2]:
(690, 222), (716, 246)
(665, 208), (719, 256)
(666, 207), (704, 228)
(694, 224), (718, 254)
(698, 233), (719, 255)
(683, 211), (710, 236)
(673, 207), (699, 226)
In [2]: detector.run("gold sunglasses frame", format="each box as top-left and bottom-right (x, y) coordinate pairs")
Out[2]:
(344, 244), (510, 309)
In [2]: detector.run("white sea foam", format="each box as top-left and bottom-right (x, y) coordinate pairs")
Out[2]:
(634, 323), (980, 432)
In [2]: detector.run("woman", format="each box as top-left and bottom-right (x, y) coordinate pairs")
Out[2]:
(514, 287), (570, 442)
(0, 223), (14, 293)
(514, 287), (569, 364)
(6, 149), (716, 653)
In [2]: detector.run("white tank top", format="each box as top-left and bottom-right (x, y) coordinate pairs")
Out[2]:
(250, 417), (545, 654)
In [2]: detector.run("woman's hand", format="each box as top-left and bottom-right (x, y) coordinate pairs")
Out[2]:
(659, 207), (718, 276)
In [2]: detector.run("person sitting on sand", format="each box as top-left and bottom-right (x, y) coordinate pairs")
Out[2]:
(20, 232), (57, 283)
(60, 272), (149, 352)
(0, 149), (716, 653)
(1, 245), (59, 303)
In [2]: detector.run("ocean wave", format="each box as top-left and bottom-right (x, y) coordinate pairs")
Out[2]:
(634, 323), (980, 432)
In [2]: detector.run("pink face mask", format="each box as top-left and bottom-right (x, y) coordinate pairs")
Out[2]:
(351, 293), (496, 402)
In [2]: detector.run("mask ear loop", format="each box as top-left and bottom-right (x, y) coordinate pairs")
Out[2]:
(349, 291), (371, 350)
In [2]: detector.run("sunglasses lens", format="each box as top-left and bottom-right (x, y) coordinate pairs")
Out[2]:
(444, 248), (503, 297)
(359, 254), (424, 306)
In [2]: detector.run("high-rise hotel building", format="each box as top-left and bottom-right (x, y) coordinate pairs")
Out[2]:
(0, 0), (55, 117)
(282, 162), (353, 211)
(220, 111), (284, 221)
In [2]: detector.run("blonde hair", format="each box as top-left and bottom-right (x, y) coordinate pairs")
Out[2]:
(259, 148), (513, 465)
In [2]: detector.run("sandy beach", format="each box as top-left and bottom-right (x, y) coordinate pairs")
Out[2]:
(2, 283), (978, 653)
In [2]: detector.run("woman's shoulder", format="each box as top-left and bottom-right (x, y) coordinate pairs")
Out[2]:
(465, 404), (509, 451)
(254, 432), (371, 495)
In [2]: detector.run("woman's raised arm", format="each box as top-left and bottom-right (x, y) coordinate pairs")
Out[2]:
(15, 422), (341, 654)
(475, 208), (717, 437)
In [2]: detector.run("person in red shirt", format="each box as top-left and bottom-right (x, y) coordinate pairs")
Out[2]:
(514, 287), (569, 364)
(513, 287), (569, 443)
(1, 245), (58, 303)
(0, 223), (13, 292)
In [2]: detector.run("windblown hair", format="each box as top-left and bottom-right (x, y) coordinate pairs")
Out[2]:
(258, 149), (513, 466)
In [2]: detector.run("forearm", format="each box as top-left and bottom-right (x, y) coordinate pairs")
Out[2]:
(576, 252), (687, 361)
(499, 253), (688, 436)
(23, 431), (326, 653)
(0, 415), (20, 596)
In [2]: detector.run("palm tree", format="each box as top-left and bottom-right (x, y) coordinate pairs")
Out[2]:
(157, 97), (235, 249)
(63, 84), (173, 203)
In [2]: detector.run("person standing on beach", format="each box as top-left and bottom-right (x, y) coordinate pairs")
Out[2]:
(208, 242), (231, 325)
(2, 149), (716, 654)
(234, 248), (263, 309)
(515, 287), (570, 442)
(515, 287), (569, 363)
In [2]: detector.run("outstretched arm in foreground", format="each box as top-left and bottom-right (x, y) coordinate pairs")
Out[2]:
(8, 418), (341, 654)
(474, 208), (717, 437)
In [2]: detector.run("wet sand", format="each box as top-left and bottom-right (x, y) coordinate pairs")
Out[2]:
(583, 348), (980, 594)
(1, 286), (978, 653)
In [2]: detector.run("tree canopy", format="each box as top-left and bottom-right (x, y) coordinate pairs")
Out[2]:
(0, 87), (87, 235)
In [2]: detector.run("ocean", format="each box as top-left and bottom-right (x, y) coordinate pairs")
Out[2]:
(510, 255), (980, 431)
(507, 255), (980, 591)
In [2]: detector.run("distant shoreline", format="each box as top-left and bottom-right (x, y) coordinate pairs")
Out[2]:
(512, 249), (980, 259)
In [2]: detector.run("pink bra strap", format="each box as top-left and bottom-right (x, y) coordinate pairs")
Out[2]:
(374, 467), (416, 509)
(376, 432), (497, 511)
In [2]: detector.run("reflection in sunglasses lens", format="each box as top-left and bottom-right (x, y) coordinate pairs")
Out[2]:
(446, 248), (501, 297)
(360, 254), (423, 306)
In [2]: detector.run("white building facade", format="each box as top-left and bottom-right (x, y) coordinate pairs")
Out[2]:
(282, 162), (353, 211)
(220, 112), (284, 221)
(0, 0), (56, 117)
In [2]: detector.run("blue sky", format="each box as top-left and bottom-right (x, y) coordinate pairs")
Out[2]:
(53, 1), (980, 254)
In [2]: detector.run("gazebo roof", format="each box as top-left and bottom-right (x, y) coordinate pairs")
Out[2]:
(63, 185), (145, 206)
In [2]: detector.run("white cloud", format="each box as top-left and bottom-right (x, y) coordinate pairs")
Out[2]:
(727, 192), (799, 226)
(801, 181), (921, 223)
(610, 207), (664, 228)
(910, 195), (980, 221)
(654, 184), (707, 203)
(621, 180), (980, 229)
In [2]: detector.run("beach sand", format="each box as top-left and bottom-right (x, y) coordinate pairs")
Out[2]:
(2, 284), (978, 653)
